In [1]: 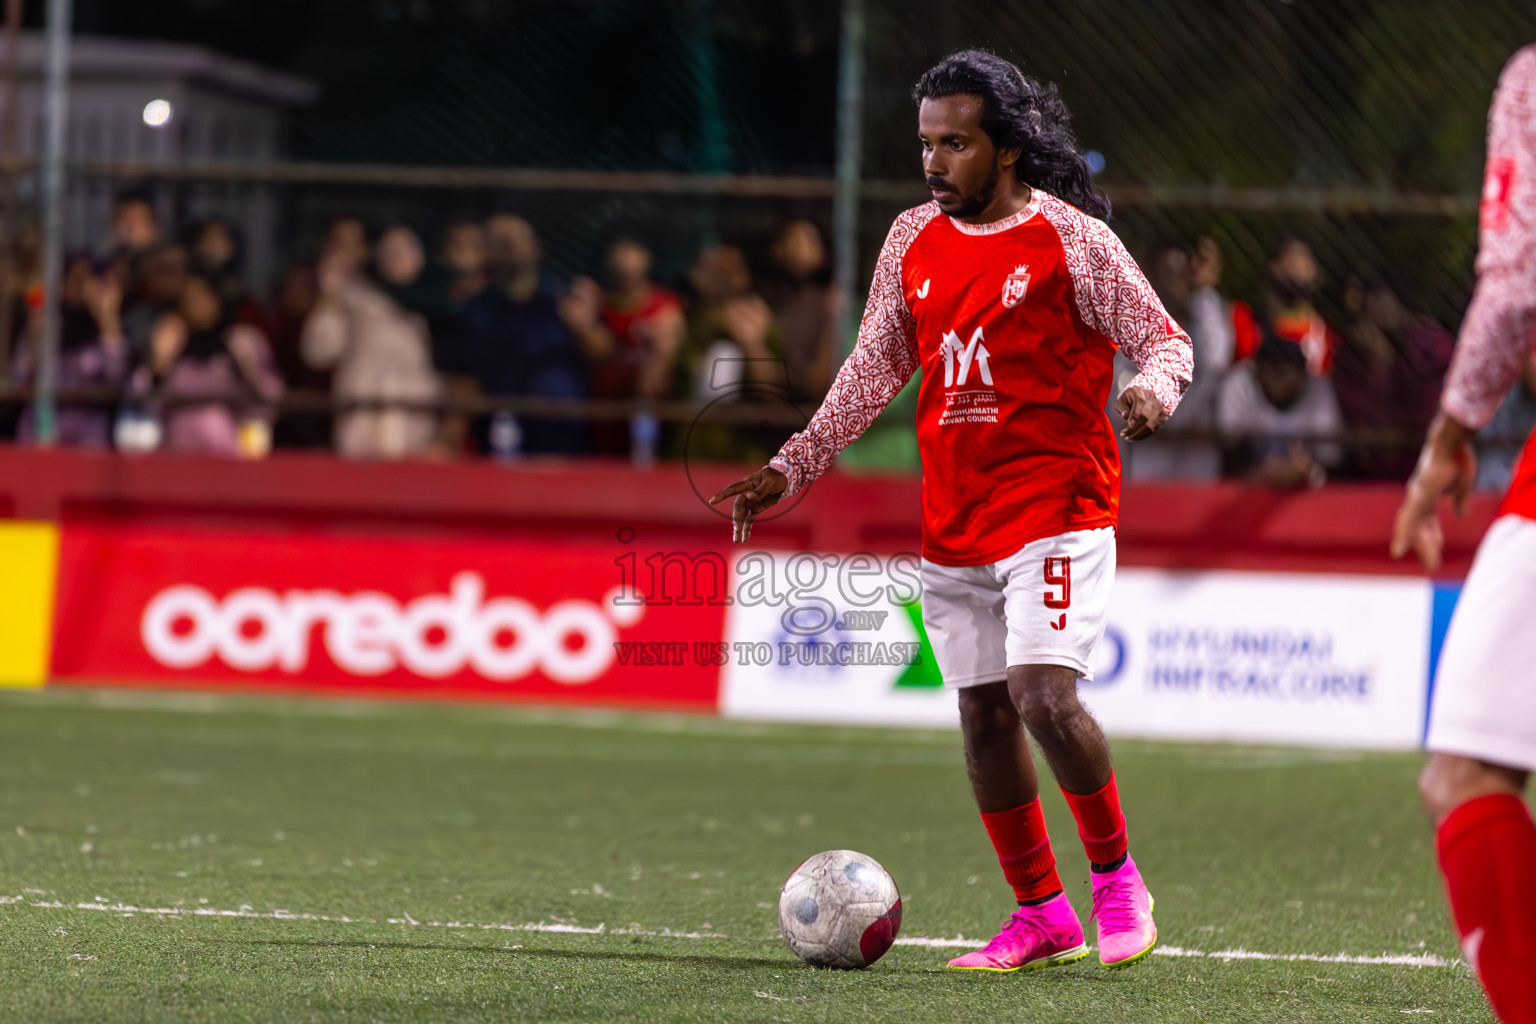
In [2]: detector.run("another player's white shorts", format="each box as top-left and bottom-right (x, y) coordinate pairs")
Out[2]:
(1426, 514), (1536, 772)
(920, 527), (1115, 688)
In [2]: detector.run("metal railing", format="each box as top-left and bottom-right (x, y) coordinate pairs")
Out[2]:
(3, 384), (1521, 456)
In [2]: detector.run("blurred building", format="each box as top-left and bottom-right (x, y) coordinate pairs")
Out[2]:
(0, 32), (316, 286)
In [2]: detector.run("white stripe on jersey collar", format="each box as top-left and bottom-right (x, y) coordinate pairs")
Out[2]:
(947, 190), (1042, 235)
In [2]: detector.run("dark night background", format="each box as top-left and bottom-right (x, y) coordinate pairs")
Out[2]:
(30, 0), (1536, 318)
(48, 0), (1535, 191)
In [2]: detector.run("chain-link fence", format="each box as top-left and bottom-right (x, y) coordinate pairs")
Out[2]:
(0, 0), (1532, 481)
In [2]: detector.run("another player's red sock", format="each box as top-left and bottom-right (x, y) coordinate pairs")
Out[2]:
(1436, 793), (1536, 1024)
(980, 798), (1062, 904)
(1060, 772), (1129, 870)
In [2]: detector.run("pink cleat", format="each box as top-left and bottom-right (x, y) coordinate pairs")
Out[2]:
(1091, 855), (1157, 969)
(946, 893), (1090, 973)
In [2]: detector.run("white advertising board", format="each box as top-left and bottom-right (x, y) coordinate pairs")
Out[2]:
(1083, 570), (1432, 750)
(720, 555), (1433, 750)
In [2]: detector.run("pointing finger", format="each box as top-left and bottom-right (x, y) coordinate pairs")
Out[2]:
(710, 479), (754, 506)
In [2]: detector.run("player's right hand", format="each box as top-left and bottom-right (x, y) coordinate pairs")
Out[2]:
(1391, 412), (1477, 573)
(709, 466), (788, 544)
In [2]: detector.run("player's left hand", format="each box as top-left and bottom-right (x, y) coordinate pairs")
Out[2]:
(1115, 386), (1167, 441)
(1391, 412), (1477, 572)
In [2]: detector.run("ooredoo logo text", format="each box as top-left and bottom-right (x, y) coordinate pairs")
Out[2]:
(140, 573), (643, 684)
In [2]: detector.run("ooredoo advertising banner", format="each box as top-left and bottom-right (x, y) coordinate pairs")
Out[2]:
(51, 524), (725, 710)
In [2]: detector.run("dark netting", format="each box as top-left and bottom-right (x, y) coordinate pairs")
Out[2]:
(2, 0), (1532, 478)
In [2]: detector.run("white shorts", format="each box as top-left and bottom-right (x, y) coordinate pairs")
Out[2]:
(1426, 514), (1536, 773)
(920, 527), (1115, 688)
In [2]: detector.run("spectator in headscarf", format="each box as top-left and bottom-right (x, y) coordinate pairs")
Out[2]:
(119, 242), (188, 366)
(301, 227), (442, 461)
(376, 225), (445, 317)
(673, 244), (786, 463)
(187, 218), (262, 327)
(133, 271), (283, 456)
(680, 244), (783, 401)
(265, 262), (331, 450)
(432, 221), (492, 457)
(762, 219), (839, 405)
(1333, 270), (1455, 479)
(11, 252), (128, 447)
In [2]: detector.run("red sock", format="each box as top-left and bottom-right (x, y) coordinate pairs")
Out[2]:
(1437, 793), (1536, 1024)
(1060, 772), (1129, 868)
(980, 798), (1063, 903)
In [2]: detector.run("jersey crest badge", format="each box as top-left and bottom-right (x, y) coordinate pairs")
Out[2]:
(1001, 265), (1030, 309)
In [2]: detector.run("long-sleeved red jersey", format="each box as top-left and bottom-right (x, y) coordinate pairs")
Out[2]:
(769, 190), (1193, 566)
(1444, 45), (1536, 523)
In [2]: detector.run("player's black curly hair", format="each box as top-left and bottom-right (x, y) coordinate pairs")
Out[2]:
(912, 50), (1110, 221)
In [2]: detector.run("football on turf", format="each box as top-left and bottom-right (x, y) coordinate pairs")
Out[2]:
(778, 849), (902, 969)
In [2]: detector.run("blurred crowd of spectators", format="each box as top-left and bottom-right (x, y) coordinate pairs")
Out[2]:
(1, 192), (839, 466)
(3, 191), (1532, 488)
(1129, 232), (1536, 487)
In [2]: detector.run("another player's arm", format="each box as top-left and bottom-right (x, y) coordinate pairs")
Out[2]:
(1069, 217), (1194, 441)
(710, 223), (920, 543)
(1392, 52), (1536, 571)
(1391, 274), (1536, 570)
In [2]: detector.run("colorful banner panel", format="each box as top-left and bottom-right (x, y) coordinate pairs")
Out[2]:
(51, 524), (725, 710)
(39, 526), (1447, 749)
(0, 521), (59, 688)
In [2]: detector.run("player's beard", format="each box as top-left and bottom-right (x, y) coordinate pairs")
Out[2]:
(941, 162), (1003, 220)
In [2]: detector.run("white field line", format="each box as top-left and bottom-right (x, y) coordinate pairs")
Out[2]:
(2, 896), (1458, 967)
(893, 935), (1457, 968)
(5, 897), (724, 939)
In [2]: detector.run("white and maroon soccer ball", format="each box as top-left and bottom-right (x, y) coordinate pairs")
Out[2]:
(778, 849), (902, 969)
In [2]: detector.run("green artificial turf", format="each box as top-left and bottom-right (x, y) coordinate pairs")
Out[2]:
(0, 688), (1495, 1023)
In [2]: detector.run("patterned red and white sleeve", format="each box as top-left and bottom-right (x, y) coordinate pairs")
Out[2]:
(768, 207), (933, 495)
(1442, 46), (1536, 431)
(1038, 195), (1194, 414)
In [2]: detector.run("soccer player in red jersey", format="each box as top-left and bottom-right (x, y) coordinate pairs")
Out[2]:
(712, 50), (1192, 973)
(1392, 45), (1536, 1024)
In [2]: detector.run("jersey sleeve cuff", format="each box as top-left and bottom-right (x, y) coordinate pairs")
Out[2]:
(1441, 392), (1498, 433)
(768, 455), (803, 496)
(1123, 372), (1184, 416)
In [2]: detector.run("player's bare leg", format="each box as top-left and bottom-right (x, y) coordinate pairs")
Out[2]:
(1009, 664), (1157, 969)
(946, 682), (1089, 972)
(1419, 753), (1528, 822)
(1418, 753), (1536, 1023)
(1007, 665), (1109, 794)
(959, 680), (1040, 812)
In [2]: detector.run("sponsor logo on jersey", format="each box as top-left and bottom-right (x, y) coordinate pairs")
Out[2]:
(915, 278), (931, 299)
(940, 326), (993, 388)
(1001, 264), (1030, 309)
